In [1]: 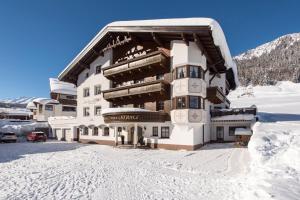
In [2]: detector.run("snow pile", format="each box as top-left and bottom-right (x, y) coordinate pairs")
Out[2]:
(235, 33), (300, 60)
(49, 78), (76, 95)
(0, 119), (48, 135)
(229, 81), (300, 199)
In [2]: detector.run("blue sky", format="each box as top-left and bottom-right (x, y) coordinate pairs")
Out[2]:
(0, 0), (299, 99)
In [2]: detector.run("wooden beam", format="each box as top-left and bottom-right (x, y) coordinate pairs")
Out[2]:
(193, 33), (213, 64)
(181, 33), (189, 46)
(151, 32), (164, 47)
(209, 74), (216, 85)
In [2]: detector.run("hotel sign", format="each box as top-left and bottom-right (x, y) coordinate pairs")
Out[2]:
(103, 112), (169, 123)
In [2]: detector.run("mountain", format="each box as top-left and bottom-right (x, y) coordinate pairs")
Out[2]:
(234, 33), (300, 86)
(0, 97), (36, 108)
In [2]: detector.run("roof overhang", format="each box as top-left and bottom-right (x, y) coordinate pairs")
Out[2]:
(58, 18), (238, 89)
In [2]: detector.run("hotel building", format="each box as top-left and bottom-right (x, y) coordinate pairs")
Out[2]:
(48, 18), (257, 150)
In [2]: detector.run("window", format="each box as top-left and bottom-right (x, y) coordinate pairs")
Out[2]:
(152, 127), (158, 137)
(85, 72), (89, 78)
(103, 127), (109, 136)
(176, 66), (186, 79)
(161, 127), (170, 138)
(95, 106), (101, 116)
(134, 103), (144, 109)
(177, 97), (186, 109)
(156, 74), (164, 80)
(216, 126), (224, 140)
(66, 95), (76, 100)
(93, 127), (98, 136)
(83, 88), (90, 97)
(83, 107), (90, 117)
(45, 105), (54, 111)
(189, 96), (200, 109)
(156, 101), (164, 111)
(190, 66), (199, 78)
(94, 85), (101, 95)
(96, 65), (102, 74)
(62, 106), (76, 112)
(83, 127), (89, 135)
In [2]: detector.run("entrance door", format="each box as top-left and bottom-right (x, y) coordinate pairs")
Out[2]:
(129, 126), (144, 145)
(61, 129), (66, 141)
(216, 126), (224, 141)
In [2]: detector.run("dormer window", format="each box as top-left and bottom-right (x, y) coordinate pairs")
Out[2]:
(96, 65), (102, 74)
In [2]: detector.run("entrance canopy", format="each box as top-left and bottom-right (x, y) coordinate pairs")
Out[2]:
(102, 108), (169, 123)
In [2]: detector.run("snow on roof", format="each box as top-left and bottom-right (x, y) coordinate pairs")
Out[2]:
(102, 107), (153, 115)
(49, 78), (76, 95)
(58, 18), (238, 86)
(32, 98), (59, 105)
(26, 101), (37, 110)
(234, 128), (252, 136)
(211, 114), (256, 121)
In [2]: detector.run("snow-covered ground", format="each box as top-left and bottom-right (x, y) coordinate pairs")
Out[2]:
(229, 81), (300, 200)
(0, 81), (299, 200)
(0, 142), (249, 200)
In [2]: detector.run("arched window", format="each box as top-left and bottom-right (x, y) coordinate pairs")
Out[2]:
(84, 127), (89, 135)
(103, 127), (109, 136)
(93, 127), (98, 136)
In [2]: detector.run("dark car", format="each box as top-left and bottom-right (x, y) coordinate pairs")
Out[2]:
(27, 132), (47, 142)
(0, 132), (17, 143)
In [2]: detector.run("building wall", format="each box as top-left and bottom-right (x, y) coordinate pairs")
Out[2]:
(34, 103), (76, 122)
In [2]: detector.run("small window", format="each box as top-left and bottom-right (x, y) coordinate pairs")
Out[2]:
(229, 126), (247, 136)
(103, 127), (109, 136)
(176, 66), (186, 79)
(39, 104), (43, 113)
(189, 96), (200, 109)
(152, 127), (158, 137)
(96, 65), (102, 74)
(82, 127), (89, 135)
(95, 106), (101, 116)
(83, 88), (90, 97)
(85, 72), (89, 78)
(62, 106), (76, 112)
(156, 74), (164, 80)
(83, 107), (90, 117)
(177, 97), (186, 109)
(93, 127), (98, 136)
(161, 127), (170, 138)
(190, 66), (199, 78)
(65, 95), (76, 100)
(45, 105), (54, 111)
(156, 101), (164, 111)
(94, 85), (101, 95)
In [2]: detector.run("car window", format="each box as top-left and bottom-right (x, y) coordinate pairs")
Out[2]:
(37, 133), (44, 136)
(4, 133), (15, 136)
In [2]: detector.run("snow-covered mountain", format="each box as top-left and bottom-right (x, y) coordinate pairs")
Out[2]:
(234, 33), (300, 86)
(0, 97), (36, 109)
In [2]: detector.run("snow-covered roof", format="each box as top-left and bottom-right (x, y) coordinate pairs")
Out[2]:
(49, 78), (76, 95)
(32, 98), (59, 105)
(211, 114), (256, 121)
(234, 128), (252, 136)
(102, 107), (153, 115)
(0, 108), (32, 116)
(26, 101), (37, 110)
(58, 18), (238, 86)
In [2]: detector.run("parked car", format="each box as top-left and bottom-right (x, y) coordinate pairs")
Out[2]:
(0, 132), (17, 143)
(27, 132), (47, 142)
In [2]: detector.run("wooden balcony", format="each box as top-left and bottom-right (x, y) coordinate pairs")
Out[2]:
(206, 86), (230, 105)
(211, 107), (257, 117)
(103, 50), (170, 83)
(103, 80), (170, 104)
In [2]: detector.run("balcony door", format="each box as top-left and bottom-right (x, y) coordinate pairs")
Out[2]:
(216, 126), (224, 141)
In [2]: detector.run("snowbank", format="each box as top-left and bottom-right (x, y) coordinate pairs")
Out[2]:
(49, 78), (76, 95)
(0, 119), (48, 135)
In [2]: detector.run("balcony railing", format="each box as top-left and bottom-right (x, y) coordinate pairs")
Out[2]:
(206, 86), (230, 105)
(103, 50), (170, 82)
(102, 80), (170, 103)
(211, 107), (257, 117)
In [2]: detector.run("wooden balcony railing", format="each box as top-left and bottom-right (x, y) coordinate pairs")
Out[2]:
(102, 80), (170, 104)
(211, 107), (257, 117)
(103, 50), (170, 82)
(206, 86), (230, 105)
